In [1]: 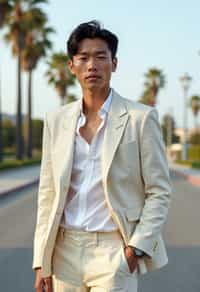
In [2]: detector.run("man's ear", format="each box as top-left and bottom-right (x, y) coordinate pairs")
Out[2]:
(68, 59), (75, 75)
(112, 57), (118, 72)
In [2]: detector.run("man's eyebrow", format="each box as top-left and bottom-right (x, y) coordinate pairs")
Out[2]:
(77, 50), (107, 55)
(95, 50), (107, 54)
(77, 52), (88, 55)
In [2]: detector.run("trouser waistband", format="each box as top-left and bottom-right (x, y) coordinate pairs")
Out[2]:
(57, 226), (124, 244)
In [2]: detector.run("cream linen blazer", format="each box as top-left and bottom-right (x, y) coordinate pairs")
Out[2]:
(32, 89), (172, 277)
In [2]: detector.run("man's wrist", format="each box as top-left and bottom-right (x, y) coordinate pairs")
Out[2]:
(127, 245), (145, 257)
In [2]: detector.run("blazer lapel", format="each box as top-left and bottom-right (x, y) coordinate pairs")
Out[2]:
(101, 90), (129, 182)
(59, 99), (81, 192)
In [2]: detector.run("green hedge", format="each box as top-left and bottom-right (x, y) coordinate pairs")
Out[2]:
(192, 161), (200, 169)
(3, 148), (41, 156)
(188, 145), (200, 161)
(0, 157), (41, 171)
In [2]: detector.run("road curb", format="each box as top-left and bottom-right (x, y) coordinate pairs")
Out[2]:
(0, 178), (39, 198)
(171, 168), (200, 187)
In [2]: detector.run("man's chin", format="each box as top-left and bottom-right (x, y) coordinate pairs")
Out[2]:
(85, 84), (103, 91)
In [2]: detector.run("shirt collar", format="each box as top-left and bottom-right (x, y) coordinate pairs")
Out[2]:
(80, 88), (113, 119)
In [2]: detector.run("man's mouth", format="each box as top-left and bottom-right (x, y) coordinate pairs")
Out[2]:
(86, 75), (101, 80)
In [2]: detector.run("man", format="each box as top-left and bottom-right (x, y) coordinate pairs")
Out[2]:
(33, 20), (172, 292)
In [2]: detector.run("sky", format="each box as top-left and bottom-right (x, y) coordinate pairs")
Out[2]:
(0, 0), (200, 129)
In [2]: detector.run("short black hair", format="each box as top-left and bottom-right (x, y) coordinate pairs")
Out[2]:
(67, 20), (118, 60)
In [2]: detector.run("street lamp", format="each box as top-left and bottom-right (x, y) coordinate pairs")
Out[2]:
(180, 73), (192, 161)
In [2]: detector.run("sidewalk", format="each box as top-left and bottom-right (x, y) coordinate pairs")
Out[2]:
(0, 164), (40, 197)
(169, 162), (200, 187)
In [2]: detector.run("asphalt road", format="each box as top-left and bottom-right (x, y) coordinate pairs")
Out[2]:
(0, 171), (199, 292)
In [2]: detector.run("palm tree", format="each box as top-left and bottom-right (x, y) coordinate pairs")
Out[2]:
(21, 9), (53, 158)
(139, 68), (165, 106)
(0, 1), (14, 162)
(190, 95), (200, 131)
(139, 88), (154, 106)
(0, 1), (12, 28)
(4, 0), (48, 159)
(0, 1), (10, 162)
(46, 52), (76, 105)
(4, 1), (29, 159)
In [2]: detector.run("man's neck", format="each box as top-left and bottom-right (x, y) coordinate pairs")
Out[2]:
(82, 87), (110, 115)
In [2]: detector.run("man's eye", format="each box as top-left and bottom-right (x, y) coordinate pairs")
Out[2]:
(79, 57), (87, 60)
(98, 56), (106, 59)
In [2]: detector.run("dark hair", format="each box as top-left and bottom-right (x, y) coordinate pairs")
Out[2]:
(67, 20), (118, 60)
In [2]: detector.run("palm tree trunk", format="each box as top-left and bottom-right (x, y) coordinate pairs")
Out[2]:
(194, 114), (198, 133)
(16, 50), (23, 159)
(151, 84), (158, 106)
(60, 95), (66, 106)
(26, 69), (32, 158)
(0, 75), (3, 162)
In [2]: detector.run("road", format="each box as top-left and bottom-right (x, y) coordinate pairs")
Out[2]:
(139, 170), (200, 292)
(0, 185), (37, 292)
(0, 171), (199, 292)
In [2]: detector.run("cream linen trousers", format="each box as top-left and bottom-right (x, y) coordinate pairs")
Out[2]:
(52, 227), (138, 292)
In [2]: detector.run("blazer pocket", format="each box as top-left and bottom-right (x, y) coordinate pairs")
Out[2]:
(125, 207), (142, 222)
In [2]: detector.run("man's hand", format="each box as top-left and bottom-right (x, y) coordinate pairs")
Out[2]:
(34, 268), (53, 292)
(124, 246), (139, 273)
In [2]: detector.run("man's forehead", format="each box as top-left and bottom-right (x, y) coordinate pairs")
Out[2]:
(77, 38), (109, 54)
(77, 49), (108, 55)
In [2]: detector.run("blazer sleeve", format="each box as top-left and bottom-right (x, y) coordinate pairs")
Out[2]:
(32, 113), (55, 269)
(128, 108), (172, 257)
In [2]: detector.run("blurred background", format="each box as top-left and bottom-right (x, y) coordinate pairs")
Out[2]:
(0, 0), (200, 291)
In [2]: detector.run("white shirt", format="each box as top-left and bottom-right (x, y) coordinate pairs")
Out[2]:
(60, 89), (118, 231)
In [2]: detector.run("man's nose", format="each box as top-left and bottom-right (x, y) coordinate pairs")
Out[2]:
(87, 58), (97, 71)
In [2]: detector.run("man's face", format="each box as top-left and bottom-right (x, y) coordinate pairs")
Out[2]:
(68, 38), (117, 91)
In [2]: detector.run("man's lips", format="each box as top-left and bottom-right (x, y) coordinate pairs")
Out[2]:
(86, 75), (101, 79)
